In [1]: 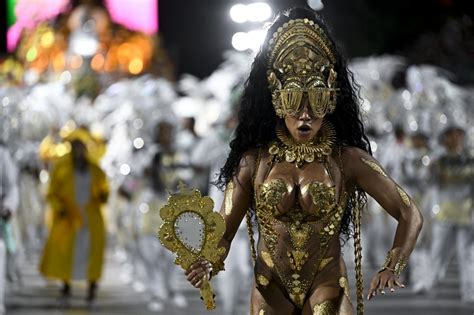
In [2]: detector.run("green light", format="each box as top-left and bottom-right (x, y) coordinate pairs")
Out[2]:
(26, 48), (38, 62)
(7, 0), (18, 26)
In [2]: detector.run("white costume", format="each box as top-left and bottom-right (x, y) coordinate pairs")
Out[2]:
(0, 145), (19, 314)
(401, 143), (433, 289)
(134, 145), (187, 310)
(192, 127), (252, 315)
(421, 150), (474, 302)
(72, 169), (92, 280)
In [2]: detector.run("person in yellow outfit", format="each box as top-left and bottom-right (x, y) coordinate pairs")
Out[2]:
(39, 132), (109, 304)
(39, 125), (106, 231)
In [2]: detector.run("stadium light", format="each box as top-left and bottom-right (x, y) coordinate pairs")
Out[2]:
(230, 2), (272, 23)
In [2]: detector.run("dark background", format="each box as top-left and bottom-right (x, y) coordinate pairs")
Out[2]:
(1, 0), (473, 83)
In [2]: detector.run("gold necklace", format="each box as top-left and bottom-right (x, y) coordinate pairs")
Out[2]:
(268, 121), (336, 167)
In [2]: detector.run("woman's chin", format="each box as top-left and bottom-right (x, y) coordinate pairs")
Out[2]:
(295, 130), (314, 142)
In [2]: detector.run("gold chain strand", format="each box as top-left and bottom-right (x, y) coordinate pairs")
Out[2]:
(246, 210), (257, 266)
(340, 147), (364, 314)
(354, 196), (364, 315)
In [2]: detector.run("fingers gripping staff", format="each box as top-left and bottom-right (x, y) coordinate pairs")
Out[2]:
(158, 183), (226, 310)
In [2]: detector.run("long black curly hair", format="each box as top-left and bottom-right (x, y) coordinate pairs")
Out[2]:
(217, 7), (371, 240)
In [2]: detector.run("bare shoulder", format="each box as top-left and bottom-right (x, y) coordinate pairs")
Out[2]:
(234, 148), (262, 185)
(338, 146), (373, 181)
(240, 148), (259, 168)
(340, 146), (371, 159)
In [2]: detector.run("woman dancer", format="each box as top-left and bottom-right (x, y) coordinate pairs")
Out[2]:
(186, 8), (422, 314)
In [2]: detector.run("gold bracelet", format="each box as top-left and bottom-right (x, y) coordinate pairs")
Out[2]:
(378, 266), (396, 273)
(378, 249), (408, 277)
(393, 255), (408, 277)
(378, 250), (394, 274)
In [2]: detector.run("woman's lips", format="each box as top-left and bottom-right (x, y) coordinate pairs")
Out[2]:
(297, 125), (312, 136)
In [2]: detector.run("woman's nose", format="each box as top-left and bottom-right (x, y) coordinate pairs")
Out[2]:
(298, 105), (311, 121)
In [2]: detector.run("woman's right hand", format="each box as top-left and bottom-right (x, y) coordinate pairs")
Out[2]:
(185, 260), (213, 288)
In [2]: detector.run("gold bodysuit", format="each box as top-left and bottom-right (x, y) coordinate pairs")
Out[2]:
(253, 151), (348, 310)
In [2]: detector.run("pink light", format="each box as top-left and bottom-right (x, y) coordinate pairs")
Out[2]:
(7, 0), (158, 52)
(7, 0), (69, 52)
(7, 25), (22, 52)
(105, 0), (158, 34)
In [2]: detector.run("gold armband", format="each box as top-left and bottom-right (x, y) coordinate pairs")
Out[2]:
(378, 249), (408, 277)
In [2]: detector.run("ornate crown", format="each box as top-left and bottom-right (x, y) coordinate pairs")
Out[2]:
(267, 18), (338, 118)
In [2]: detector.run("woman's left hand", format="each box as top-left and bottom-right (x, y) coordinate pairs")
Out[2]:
(367, 270), (405, 300)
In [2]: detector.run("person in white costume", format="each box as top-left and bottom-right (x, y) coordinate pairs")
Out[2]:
(16, 144), (45, 260)
(134, 121), (188, 311)
(401, 132), (433, 289)
(0, 143), (19, 315)
(176, 116), (209, 194)
(192, 107), (252, 315)
(419, 126), (474, 303)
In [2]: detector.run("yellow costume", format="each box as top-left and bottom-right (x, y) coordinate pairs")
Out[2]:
(39, 127), (106, 165)
(39, 155), (109, 282)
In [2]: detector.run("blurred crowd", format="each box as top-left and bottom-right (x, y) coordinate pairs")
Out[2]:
(0, 2), (473, 314)
(0, 45), (255, 313)
(1, 51), (474, 314)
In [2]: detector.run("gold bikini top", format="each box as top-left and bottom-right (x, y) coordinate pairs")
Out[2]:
(258, 178), (346, 222)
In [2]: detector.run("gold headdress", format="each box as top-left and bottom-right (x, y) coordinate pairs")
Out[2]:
(267, 18), (338, 118)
